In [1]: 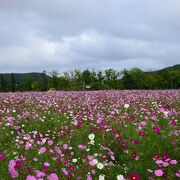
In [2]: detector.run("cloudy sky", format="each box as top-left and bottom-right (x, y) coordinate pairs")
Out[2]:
(0, 0), (180, 73)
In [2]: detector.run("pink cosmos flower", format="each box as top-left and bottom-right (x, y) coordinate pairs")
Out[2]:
(87, 174), (92, 180)
(140, 121), (146, 127)
(25, 144), (31, 150)
(91, 169), (96, 174)
(35, 170), (46, 178)
(56, 148), (62, 155)
(26, 175), (36, 180)
(170, 160), (177, 164)
(78, 144), (86, 150)
(155, 160), (164, 165)
(63, 144), (68, 149)
(47, 173), (59, 180)
(175, 171), (180, 177)
(97, 116), (103, 124)
(44, 162), (50, 167)
(87, 155), (94, 161)
(70, 152), (74, 156)
(162, 162), (169, 167)
(154, 169), (163, 176)
(7, 116), (14, 123)
(8, 160), (19, 179)
(159, 108), (165, 113)
(111, 155), (115, 160)
(32, 131), (38, 135)
(89, 160), (95, 166)
(9, 169), (19, 179)
(39, 147), (46, 154)
(62, 168), (68, 176)
(48, 140), (53, 146)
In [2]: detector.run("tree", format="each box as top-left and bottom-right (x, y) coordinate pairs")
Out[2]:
(122, 68), (148, 89)
(158, 69), (180, 89)
(0, 75), (7, 92)
(121, 69), (135, 89)
(81, 69), (97, 85)
(74, 69), (82, 81)
(32, 81), (41, 91)
(49, 70), (59, 90)
(11, 73), (16, 92)
(41, 71), (48, 91)
(58, 76), (69, 90)
(97, 71), (104, 84)
(24, 77), (33, 91)
(64, 72), (71, 81)
(104, 68), (121, 89)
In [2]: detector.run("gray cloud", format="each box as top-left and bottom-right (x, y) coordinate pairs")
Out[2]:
(0, 0), (180, 73)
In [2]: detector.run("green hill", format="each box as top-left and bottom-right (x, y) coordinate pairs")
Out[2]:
(0, 64), (179, 91)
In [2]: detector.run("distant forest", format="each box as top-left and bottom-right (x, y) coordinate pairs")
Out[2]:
(0, 64), (179, 92)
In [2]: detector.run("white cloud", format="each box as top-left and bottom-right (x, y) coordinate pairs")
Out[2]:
(0, 0), (179, 72)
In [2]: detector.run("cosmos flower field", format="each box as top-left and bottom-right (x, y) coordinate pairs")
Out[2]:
(0, 90), (179, 180)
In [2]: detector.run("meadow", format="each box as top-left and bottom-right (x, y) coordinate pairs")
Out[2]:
(0, 90), (179, 180)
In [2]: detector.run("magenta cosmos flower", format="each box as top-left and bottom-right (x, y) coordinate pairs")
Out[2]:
(139, 131), (147, 137)
(153, 126), (161, 133)
(0, 152), (6, 161)
(153, 153), (160, 160)
(128, 172), (141, 180)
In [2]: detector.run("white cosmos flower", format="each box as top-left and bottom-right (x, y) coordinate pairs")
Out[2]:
(88, 133), (95, 140)
(72, 159), (77, 163)
(97, 163), (104, 169)
(124, 104), (129, 108)
(42, 139), (46, 144)
(117, 174), (125, 180)
(99, 174), (105, 180)
(90, 140), (95, 145)
(164, 111), (168, 116)
(152, 102), (157, 105)
(92, 159), (98, 165)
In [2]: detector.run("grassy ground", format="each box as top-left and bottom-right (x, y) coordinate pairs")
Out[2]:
(0, 90), (179, 179)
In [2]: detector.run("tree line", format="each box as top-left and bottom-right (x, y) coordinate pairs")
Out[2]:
(0, 66), (179, 92)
